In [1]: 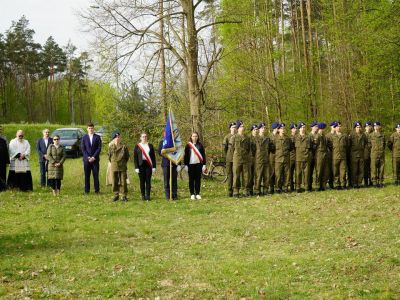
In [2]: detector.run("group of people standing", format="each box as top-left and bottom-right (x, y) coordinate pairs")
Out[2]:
(223, 120), (400, 197)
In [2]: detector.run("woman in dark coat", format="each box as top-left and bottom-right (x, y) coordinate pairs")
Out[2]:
(46, 135), (66, 196)
(134, 133), (156, 200)
(184, 132), (206, 200)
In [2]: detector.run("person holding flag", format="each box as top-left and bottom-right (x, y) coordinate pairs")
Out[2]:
(134, 132), (156, 201)
(159, 109), (185, 200)
(184, 132), (206, 200)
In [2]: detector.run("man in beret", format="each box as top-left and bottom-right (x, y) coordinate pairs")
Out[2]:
(325, 122), (336, 189)
(363, 121), (373, 186)
(254, 123), (270, 196)
(229, 121), (251, 197)
(308, 121), (320, 191)
(268, 122), (279, 194)
(294, 122), (312, 192)
(369, 122), (386, 187)
(388, 123), (400, 185)
(316, 123), (328, 191)
(331, 121), (349, 189)
(248, 124), (259, 196)
(223, 122), (237, 197)
(289, 123), (297, 192)
(349, 121), (368, 188)
(275, 123), (292, 193)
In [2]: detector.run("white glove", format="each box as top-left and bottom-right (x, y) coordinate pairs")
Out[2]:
(135, 169), (139, 173)
(202, 165), (206, 172)
(152, 168), (156, 172)
(184, 165), (188, 172)
(176, 165), (182, 172)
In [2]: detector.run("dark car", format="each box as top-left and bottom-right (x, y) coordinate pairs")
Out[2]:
(51, 128), (86, 158)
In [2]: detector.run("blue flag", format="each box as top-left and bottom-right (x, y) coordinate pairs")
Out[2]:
(161, 109), (184, 164)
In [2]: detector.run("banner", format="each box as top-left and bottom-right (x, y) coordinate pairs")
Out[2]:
(161, 109), (184, 164)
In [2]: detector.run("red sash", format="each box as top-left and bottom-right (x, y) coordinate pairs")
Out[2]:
(188, 142), (204, 163)
(137, 143), (153, 168)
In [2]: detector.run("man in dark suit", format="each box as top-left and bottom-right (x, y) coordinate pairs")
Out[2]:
(36, 129), (53, 187)
(81, 122), (102, 193)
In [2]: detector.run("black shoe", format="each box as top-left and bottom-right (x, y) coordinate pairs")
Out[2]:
(336, 186), (342, 190)
(242, 193), (250, 197)
(145, 195), (151, 201)
(283, 188), (289, 193)
(276, 189), (282, 194)
(122, 196), (128, 202)
(112, 195), (119, 202)
(249, 191), (254, 196)
(141, 195), (146, 201)
(233, 194), (240, 198)
(228, 193), (233, 197)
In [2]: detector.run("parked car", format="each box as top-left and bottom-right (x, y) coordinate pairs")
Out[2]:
(51, 128), (86, 158)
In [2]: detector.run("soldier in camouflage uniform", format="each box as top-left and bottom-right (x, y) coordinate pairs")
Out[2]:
(289, 123), (297, 192)
(230, 121), (251, 197)
(294, 122), (312, 192)
(388, 123), (400, 185)
(325, 122), (336, 189)
(348, 121), (368, 188)
(223, 122), (237, 197)
(331, 121), (349, 189)
(363, 121), (373, 186)
(254, 123), (270, 196)
(308, 121), (319, 191)
(316, 122), (328, 191)
(247, 124), (258, 196)
(275, 123), (292, 193)
(268, 122), (279, 194)
(369, 121), (386, 188)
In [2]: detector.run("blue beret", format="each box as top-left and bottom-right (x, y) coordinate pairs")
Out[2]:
(374, 121), (381, 126)
(396, 123), (400, 129)
(111, 131), (120, 140)
(251, 124), (258, 131)
(258, 122), (266, 129)
(289, 123), (297, 129)
(236, 120), (243, 129)
(330, 121), (337, 127)
(318, 122), (327, 129)
(353, 121), (362, 128)
(271, 122), (279, 130)
(333, 121), (341, 128)
(311, 121), (319, 127)
(365, 121), (372, 126)
(280, 122), (286, 128)
(298, 122), (306, 128)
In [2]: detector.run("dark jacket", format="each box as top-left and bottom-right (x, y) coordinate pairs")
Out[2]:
(36, 137), (53, 162)
(184, 142), (206, 166)
(81, 134), (102, 161)
(134, 143), (156, 168)
(158, 140), (178, 168)
(0, 137), (10, 166)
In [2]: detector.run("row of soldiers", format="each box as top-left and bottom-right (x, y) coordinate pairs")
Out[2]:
(223, 120), (400, 197)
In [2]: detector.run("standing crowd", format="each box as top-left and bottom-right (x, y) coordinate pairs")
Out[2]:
(223, 120), (400, 197)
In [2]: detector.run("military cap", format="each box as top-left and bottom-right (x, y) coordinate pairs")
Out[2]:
(280, 122), (286, 128)
(289, 123), (297, 129)
(365, 121), (372, 127)
(333, 121), (341, 128)
(353, 121), (362, 128)
(330, 121), (337, 127)
(258, 122), (266, 129)
(236, 120), (244, 129)
(396, 123), (400, 129)
(310, 121), (319, 127)
(373, 121), (381, 126)
(111, 131), (120, 140)
(229, 122), (236, 129)
(298, 122), (306, 128)
(271, 122), (280, 130)
(318, 122), (327, 129)
(250, 124), (259, 131)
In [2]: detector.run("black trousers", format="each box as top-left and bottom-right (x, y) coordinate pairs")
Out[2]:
(188, 163), (202, 195)
(162, 165), (177, 199)
(83, 160), (100, 193)
(139, 163), (152, 196)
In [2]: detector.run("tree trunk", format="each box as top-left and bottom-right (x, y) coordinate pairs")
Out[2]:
(160, 0), (168, 121)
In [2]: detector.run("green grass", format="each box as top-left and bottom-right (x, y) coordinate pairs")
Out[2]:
(0, 124), (399, 298)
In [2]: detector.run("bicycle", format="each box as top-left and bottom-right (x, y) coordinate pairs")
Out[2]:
(178, 157), (227, 182)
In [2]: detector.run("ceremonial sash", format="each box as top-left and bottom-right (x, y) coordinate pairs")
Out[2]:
(137, 144), (153, 168)
(188, 142), (204, 163)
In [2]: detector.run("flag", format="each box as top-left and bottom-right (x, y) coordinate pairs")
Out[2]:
(161, 109), (184, 164)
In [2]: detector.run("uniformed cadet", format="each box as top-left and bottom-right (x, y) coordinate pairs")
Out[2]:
(230, 121), (251, 197)
(289, 123), (297, 191)
(268, 122), (279, 194)
(308, 121), (319, 191)
(331, 121), (349, 189)
(254, 123), (270, 195)
(223, 122), (237, 197)
(275, 123), (292, 193)
(363, 121), (373, 187)
(294, 122), (312, 192)
(369, 121), (386, 187)
(348, 121), (368, 188)
(248, 124), (258, 196)
(388, 123), (400, 185)
(316, 123), (328, 191)
(325, 122), (336, 189)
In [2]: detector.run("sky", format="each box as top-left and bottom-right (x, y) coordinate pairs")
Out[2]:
(0, 0), (92, 51)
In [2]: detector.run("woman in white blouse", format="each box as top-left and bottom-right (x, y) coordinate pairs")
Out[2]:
(7, 130), (33, 191)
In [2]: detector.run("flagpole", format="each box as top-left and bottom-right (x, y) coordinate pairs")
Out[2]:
(169, 160), (172, 201)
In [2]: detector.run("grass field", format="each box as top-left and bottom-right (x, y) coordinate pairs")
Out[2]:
(1, 125), (400, 299)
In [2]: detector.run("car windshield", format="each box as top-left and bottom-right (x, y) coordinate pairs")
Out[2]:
(52, 130), (78, 139)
